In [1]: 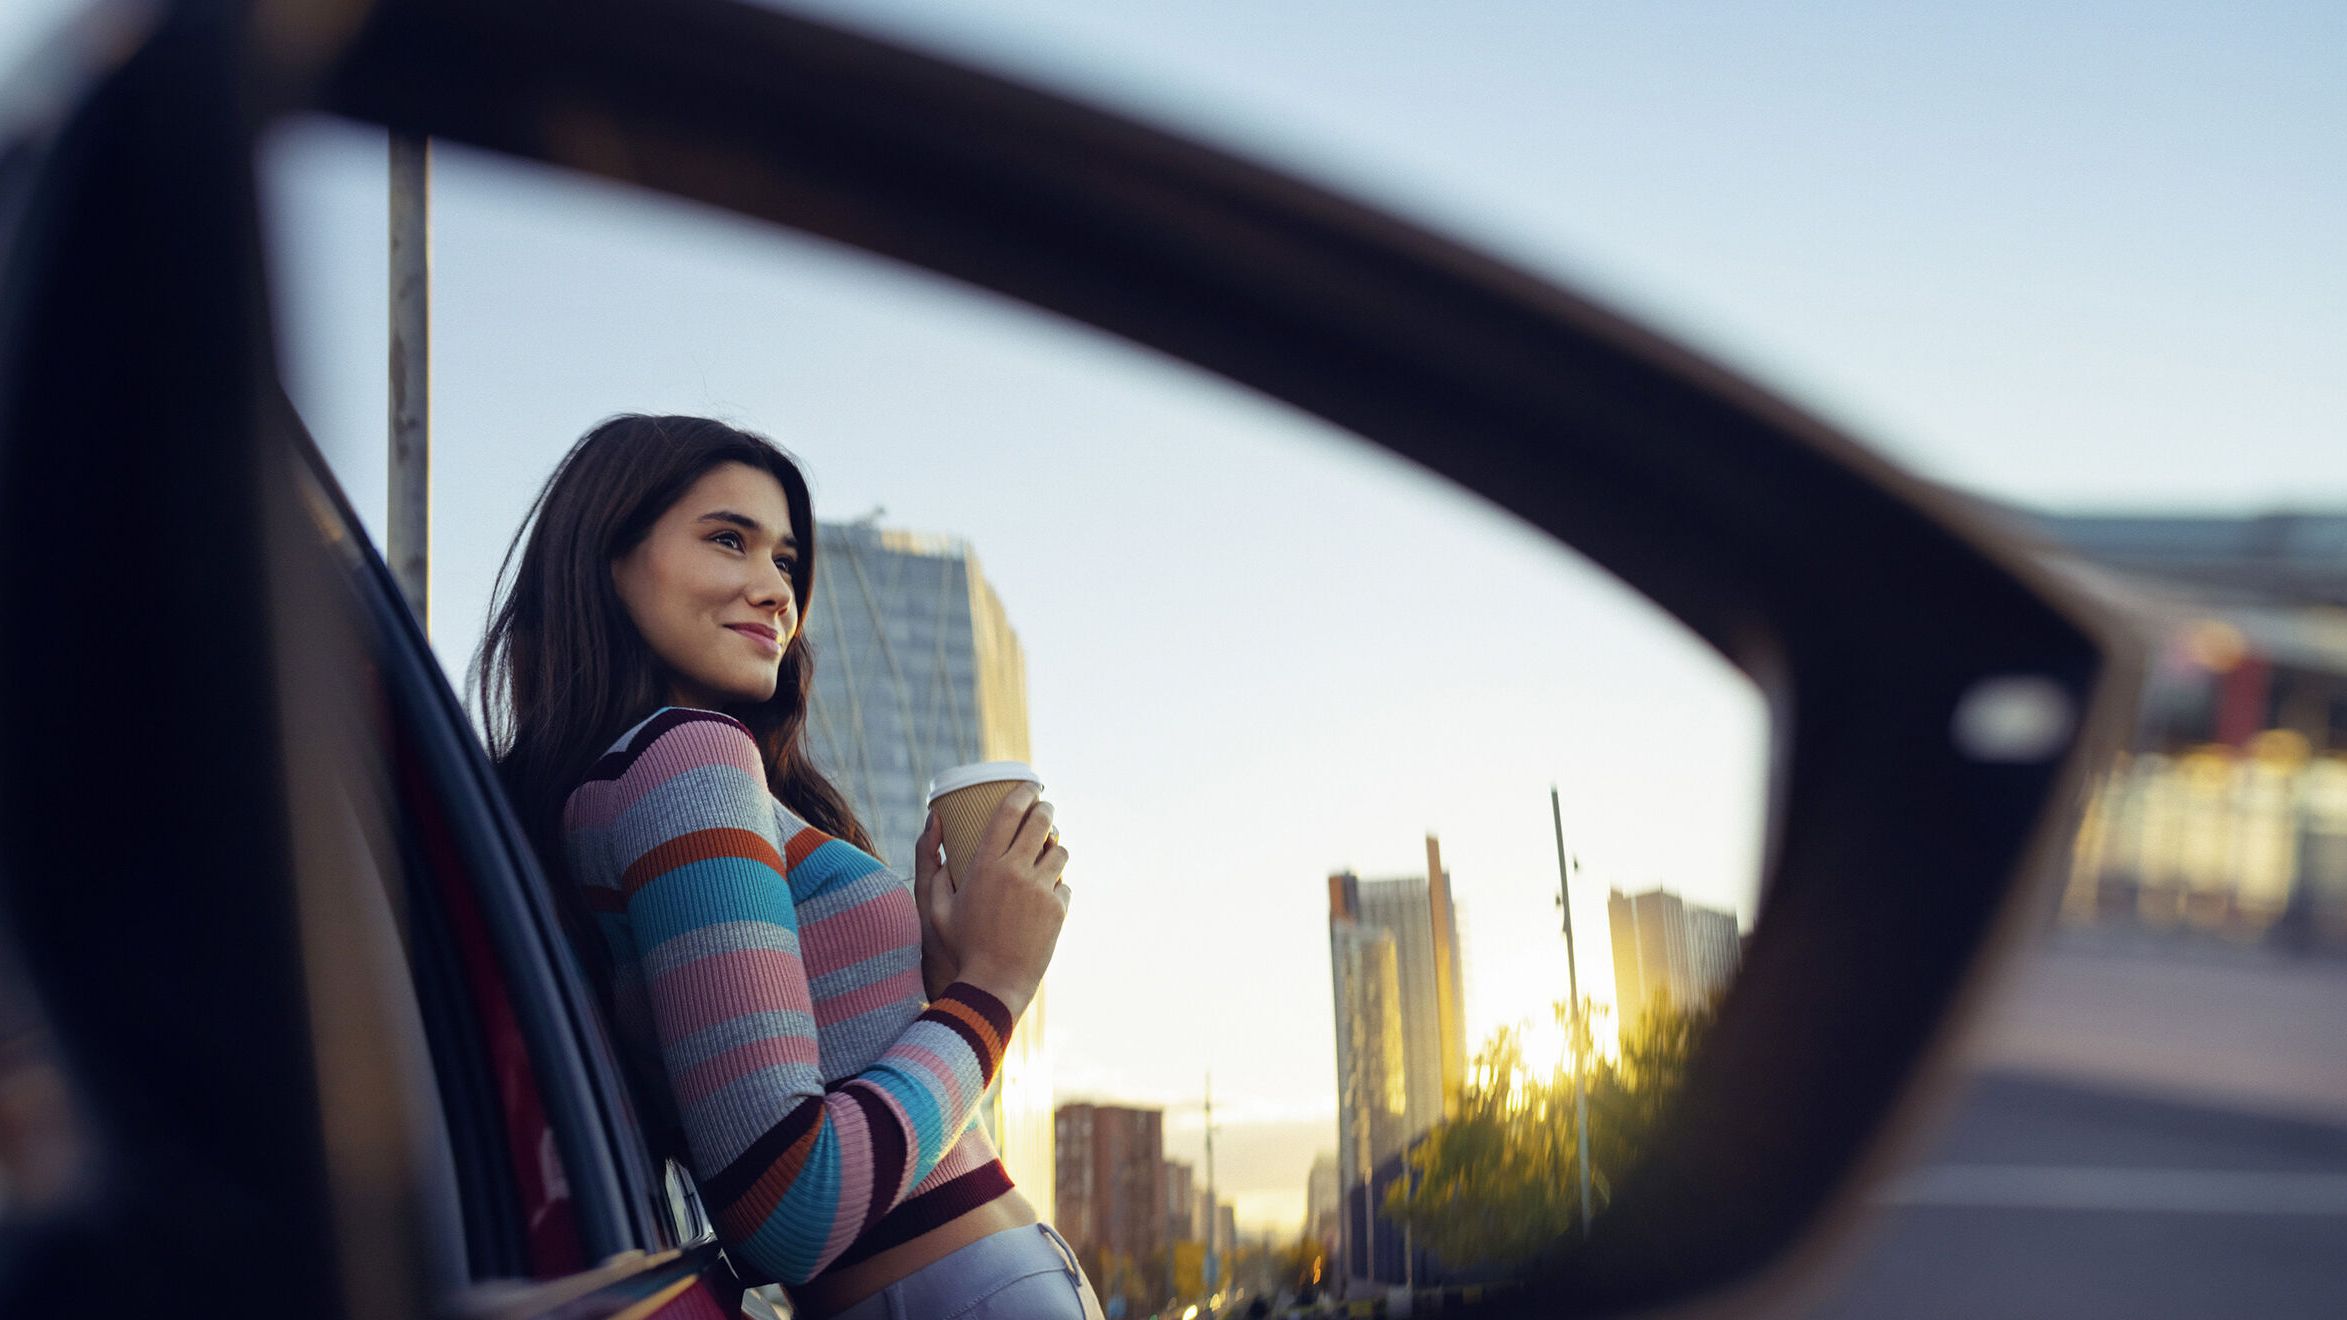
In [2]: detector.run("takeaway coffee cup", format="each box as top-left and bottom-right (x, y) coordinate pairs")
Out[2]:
(925, 761), (1045, 891)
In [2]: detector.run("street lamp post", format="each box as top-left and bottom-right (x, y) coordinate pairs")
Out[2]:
(388, 131), (430, 627)
(1551, 786), (1595, 1237)
(1202, 1072), (1219, 1298)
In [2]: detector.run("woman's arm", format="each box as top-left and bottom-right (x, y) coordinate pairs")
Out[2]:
(564, 709), (1012, 1284)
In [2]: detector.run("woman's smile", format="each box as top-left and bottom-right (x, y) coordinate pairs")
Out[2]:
(727, 621), (783, 655)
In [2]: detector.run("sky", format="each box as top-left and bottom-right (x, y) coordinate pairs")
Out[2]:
(6, 0), (2341, 1234)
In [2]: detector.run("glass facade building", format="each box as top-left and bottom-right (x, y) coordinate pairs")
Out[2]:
(1607, 887), (1742, 1029)
(1326, 839), (1466, 1289)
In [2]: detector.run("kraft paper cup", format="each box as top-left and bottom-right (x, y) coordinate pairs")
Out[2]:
(926, 761), (1044, 890)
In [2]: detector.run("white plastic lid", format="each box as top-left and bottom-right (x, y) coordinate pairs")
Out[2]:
(924, 760), (1042, 802)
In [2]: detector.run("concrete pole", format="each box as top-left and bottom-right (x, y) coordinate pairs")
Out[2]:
(1553, 786), (1595, 1237)
(388, 132), (430, 627)
(1202, 1072), (1218, 1296)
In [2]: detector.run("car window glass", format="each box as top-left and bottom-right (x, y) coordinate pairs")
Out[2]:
(259, 114), (1772, 1304)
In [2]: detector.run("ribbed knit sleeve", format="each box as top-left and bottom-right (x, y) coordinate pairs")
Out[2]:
(561, 709), (1015, 1285)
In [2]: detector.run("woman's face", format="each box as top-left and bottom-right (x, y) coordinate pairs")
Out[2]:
(610, 460), (801, 711)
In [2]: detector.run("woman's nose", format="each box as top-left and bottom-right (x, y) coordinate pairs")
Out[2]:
(752, 560), (794, 608)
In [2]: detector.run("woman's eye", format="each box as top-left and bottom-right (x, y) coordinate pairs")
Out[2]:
(775, 559), (797, 579)
(712, 531), (743, 550)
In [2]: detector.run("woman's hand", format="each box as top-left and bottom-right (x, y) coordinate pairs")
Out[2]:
(911, 812), (959, 1001)
(920, 783), (1069, 1022)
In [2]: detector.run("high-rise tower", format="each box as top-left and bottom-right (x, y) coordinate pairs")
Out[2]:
(1326, 837), (1468, 1287)
(1607, 886), (1742, 1029)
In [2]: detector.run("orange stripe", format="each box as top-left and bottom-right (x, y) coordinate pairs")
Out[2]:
(622, 827), (783, 896)
(607, 1276), (699, 1320)
(718, 1119), (826, 1241)
(927, 996), (1005, 1064)
(784, 827), (835, 871)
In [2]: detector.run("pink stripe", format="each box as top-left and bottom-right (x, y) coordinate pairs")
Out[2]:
(812, 967), (924, 1028)
(649, 947), (809, 1038)
(674, 1035), (822, 1107)
(818, 1094), (874, 1263)
(798, 892), (912, 947)
(567, 721), (768, 826)
(888, 1042), (973, 1113)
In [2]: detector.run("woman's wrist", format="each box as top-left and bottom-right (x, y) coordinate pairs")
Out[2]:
(951, 961), (1033, 1022)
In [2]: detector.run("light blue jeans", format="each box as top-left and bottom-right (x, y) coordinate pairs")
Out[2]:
(825, 1222), (1104, 1320)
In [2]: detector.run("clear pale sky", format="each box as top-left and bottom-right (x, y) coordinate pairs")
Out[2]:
(8, 0), (2341, 1234)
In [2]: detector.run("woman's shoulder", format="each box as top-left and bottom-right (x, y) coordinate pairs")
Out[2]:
(599, 705), (751, 759)
(567, 706), (764, 802)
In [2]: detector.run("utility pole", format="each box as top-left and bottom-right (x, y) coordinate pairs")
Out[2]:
(388, 131), (431, 626)
(1552, 786), (1595, 1236)
(1202, 1072), (1219, 1297)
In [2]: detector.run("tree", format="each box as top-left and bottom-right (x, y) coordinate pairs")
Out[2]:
(1382, 994), (1717, 1273)
(1381, 1022), (1581, 1271)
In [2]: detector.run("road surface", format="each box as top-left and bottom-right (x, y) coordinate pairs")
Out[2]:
(1791, 930), (2347, 1318)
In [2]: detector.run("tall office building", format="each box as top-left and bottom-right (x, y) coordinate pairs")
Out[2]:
(1335, 836), (1468, 1143)
(805, 519), (1031, 854)
(1683, 905), (1741, 1004)
(802, 518), (1050, 1218)
(1163, 1159), (1196, 1242)
(1328, 896), (1403, 1289)
(1326, 835), (1468, 1288)
(1608, 887), (1742, 1028)
(1305, 1151), (1342, 1263)
(1054, 1103), (1167, 1286)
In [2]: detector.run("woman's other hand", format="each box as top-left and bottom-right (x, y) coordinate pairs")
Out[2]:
(924, 783), (1069, 1021)
(912, 812), (959, 1001)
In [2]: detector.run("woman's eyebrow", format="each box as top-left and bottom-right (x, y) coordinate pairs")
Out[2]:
(695, 510), (798, 549)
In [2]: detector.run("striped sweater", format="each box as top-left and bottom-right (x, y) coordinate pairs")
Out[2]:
(561, 706), (1016, 1285)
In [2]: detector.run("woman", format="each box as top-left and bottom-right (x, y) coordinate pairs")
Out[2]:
(475, 414), (1096, 1319)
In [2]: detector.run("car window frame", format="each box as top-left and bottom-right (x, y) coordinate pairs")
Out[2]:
(0, 2), (2128, 1315)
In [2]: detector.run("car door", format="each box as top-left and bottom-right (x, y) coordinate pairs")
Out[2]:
(0, 10), (748, 1316)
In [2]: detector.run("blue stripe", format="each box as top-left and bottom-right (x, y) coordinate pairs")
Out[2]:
(631, 857), (797, 949)
(792, 868), (913, 928)
(784, 837), (889, 901)
(856, 1055), (950, 1163)
(754, 1121), (845, 1282)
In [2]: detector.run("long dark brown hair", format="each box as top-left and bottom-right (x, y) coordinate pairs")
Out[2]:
(475, 414), (874, 933)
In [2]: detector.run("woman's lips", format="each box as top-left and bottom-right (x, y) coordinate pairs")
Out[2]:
(727, 624), (781, 655)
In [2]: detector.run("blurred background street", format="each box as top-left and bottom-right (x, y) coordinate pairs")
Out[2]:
(1794, 930), (2347, 1319)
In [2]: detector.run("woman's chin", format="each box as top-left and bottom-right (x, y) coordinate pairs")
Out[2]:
(723, 676), (782, 707)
